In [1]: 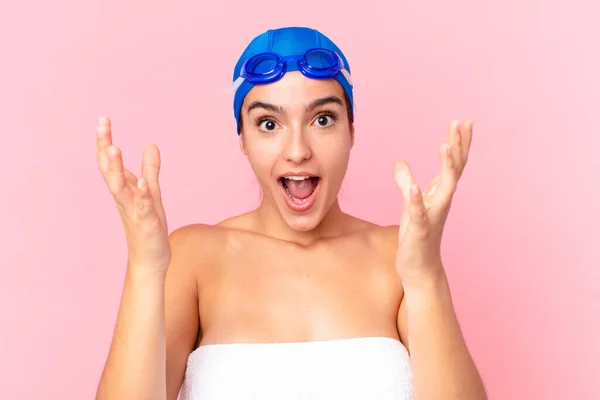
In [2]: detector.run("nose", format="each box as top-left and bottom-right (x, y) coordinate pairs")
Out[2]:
(282, 128), (312, 164)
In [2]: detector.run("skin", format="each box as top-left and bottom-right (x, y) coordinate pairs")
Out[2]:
(95, 71), (487, 400)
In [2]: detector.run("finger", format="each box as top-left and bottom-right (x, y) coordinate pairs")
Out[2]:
(96, 116), (113, 155)
(96, 117), (112, 175)
(106, 145), (130, 204)
(124, 169), (139, 187)
(436, 143), (458, 203)
(408, 183), (429, 237)
(141, 144), (162, 202)
(447, 120), (462, 170)
(394, 160), (416, 238)
(393, 160), (416, 205)
(424, 175), (441, 202)
(97, 146), (111, 177)
(459, 119), (474, 163)
(134, 177), (158, 220)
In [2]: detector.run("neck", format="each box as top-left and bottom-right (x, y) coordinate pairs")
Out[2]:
(253, 197), (350, 246)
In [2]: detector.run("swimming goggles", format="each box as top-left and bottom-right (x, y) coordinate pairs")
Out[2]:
(228, 48), (353, 93)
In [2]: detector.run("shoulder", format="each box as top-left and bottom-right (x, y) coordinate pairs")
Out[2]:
(167, 222), (239, 255)
(344, 214), (398, 248)
(167, 213), (256, 264)
(365, 224), (399, 260)
(166, 223), (225, 268)
(168, 223), (222, 251)
(368, 224), (399, 247)
(342, 218), (399, 263)
(340, 214), (399, 259)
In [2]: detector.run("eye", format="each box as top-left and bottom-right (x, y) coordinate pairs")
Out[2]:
(313, 113), (337, 128)
(258, 119), (279, 132)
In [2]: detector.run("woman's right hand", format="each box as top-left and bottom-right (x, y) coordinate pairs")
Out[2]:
(96, 116), (171, 273)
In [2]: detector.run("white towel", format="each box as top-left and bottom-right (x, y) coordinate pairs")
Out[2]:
(179, 336), (414, 400)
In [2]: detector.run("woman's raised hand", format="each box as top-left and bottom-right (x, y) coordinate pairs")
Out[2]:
(393, 120), (473, 288)
(96, 116), (171, 273)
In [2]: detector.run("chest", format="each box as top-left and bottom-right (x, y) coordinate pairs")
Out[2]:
(197, 236), (403, 344)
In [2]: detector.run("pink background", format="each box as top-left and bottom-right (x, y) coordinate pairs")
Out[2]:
(1, 0), (598, 399)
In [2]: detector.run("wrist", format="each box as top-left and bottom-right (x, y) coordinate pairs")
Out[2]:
(401, 265), (450, 300)
(126, 258), (169, 281)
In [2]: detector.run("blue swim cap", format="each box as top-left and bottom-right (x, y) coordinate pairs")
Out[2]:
(231, 26), (354, 134)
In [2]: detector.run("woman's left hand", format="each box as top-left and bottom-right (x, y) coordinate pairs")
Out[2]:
(393, 120), (473, 289)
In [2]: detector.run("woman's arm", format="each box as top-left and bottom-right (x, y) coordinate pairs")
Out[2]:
(165, 227), (201, 400)
(95, 227), (199, 400)
(398, 269), (487, 399)
(393, 120), (486, 399)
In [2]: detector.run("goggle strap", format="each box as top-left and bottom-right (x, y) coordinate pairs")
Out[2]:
(340, 68), (353, 87)
(227, 76), (245, 93)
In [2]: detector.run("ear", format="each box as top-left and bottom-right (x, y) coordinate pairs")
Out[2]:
(350, 123), (355, 148)
(239, 132), (248, 155)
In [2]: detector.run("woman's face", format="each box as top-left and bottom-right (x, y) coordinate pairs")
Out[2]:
(239, 71), (354, 232)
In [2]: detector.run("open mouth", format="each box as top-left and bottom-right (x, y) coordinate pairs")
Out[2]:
(278, 175), (321, 212)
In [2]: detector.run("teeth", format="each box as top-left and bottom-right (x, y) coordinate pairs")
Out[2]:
(285, 176), (310, 180)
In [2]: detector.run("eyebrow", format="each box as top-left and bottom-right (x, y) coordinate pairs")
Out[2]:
(306, 95), (344, 112)
(246, 95), (344, 115)
(246, 101), (285, 115)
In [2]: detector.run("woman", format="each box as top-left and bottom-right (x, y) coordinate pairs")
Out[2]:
(95, 26), (487, 400)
